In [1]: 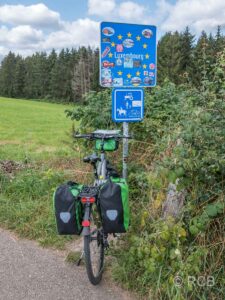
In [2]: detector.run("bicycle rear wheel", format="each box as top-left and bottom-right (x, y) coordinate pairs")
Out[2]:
(84, 228), (104, 285)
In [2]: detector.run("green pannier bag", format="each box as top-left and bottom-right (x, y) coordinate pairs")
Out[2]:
(54, 181), (83, 235)
(99, 177), (129, 233)
(95, 139), (118, 151)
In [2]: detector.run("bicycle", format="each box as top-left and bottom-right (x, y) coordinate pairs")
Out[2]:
(74, 129), (131, 285)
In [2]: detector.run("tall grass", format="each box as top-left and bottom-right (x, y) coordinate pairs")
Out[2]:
(0, 167), (72, 248)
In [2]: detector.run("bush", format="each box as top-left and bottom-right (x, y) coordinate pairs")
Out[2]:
(67, 51), (225, 299)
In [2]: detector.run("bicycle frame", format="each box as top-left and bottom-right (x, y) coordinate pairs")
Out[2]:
(96, 150), (107, 184)
(82, 153), (107, 236)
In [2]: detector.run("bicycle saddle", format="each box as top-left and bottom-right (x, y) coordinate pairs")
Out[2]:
(83, 153), (100, 164)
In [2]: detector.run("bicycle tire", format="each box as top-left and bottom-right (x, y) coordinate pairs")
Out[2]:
(84, 231), (104, 285)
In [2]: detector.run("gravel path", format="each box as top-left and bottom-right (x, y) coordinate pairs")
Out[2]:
(0, 229), (133, 300)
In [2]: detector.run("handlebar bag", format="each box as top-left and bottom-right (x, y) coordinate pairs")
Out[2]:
(54, 182), (83, 235)
(99, 178), (129, 233)
(95, 139), (119, 151)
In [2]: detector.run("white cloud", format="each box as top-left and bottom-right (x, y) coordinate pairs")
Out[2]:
(0, 18), (99, 56)
(0, 45), (8, 57)
(88, 0), (150, 24)
(88, 0), (116, 17)
(0, 3), (61, 28)
(161, 0), (225, 33)
(118, 1), (146, 22)
(154, 0), (173, 24)
(42, 18), (99, 50)
(0, 25), (43, 48)
(0, 3), (99, 57)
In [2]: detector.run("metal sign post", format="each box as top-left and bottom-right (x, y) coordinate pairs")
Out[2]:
(123, 122), (129, 179)
(112, 88), (144, 179)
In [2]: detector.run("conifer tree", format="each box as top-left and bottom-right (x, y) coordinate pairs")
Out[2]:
(0, 52), (17, 97)
(192, 31), (212, 87)
(179, 27), (195, 83)
(14, 56), (26, 97)
(158, 31), (182, 84)
(215, 26), (224, 54)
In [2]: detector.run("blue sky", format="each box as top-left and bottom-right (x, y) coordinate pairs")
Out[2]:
(0, 0), (177, 21)
(0, 0), (87, 21)
(0, 0), (224, 58)
(0, 0), (179, 23)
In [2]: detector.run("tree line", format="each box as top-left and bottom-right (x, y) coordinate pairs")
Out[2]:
(158, 26), (224, 86)
(0, 26), (224, 102)
(0, 47), (99, 102)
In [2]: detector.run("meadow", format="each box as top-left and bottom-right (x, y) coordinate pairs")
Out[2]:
(0, 97), (84, 248)
(0, 97), (75, 160)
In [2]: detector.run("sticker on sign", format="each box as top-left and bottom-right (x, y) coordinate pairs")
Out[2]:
(132, 101), (142, 107)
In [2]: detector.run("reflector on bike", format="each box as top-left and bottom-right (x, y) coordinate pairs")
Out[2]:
(82, 220), (90, 227)
(81, 197), (96, 203)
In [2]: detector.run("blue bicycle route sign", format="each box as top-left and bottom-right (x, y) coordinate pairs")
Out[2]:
(100, 21), (157, 88)
(112, 88), (144, 122)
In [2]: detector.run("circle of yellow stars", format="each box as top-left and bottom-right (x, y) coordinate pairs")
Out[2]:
(105, 32), (151, 78)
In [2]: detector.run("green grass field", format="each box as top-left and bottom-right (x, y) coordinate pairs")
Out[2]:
(0, 97), (76, 160)
(0, 97), (82, 248)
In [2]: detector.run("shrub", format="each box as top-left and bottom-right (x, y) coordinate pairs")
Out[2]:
(66, 50), (225, 299)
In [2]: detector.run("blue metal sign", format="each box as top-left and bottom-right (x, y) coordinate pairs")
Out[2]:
(112, 88), (144, 122)
(100, 22), (157, 88)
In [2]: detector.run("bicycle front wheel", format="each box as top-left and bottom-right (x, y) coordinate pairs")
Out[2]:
(84, 229), (104, 285)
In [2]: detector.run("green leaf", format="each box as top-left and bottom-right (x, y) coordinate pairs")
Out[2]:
(168, 171), (177, 183)
(215, 203), (224, 214)
(205, 204), (219, 217)
(189, 225), (199, 235)
(176, 167), (185, 177)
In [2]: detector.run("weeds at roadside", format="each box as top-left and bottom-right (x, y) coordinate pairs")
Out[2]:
(65, 251), (82, 264)
(0, 165), (73, 249)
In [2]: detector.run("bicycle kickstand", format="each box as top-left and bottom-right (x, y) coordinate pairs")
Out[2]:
(76, 250), (84, 266)
(103, 234), (109, 250)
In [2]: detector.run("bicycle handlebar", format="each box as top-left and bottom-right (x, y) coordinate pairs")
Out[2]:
(73, 133), (132, 140)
